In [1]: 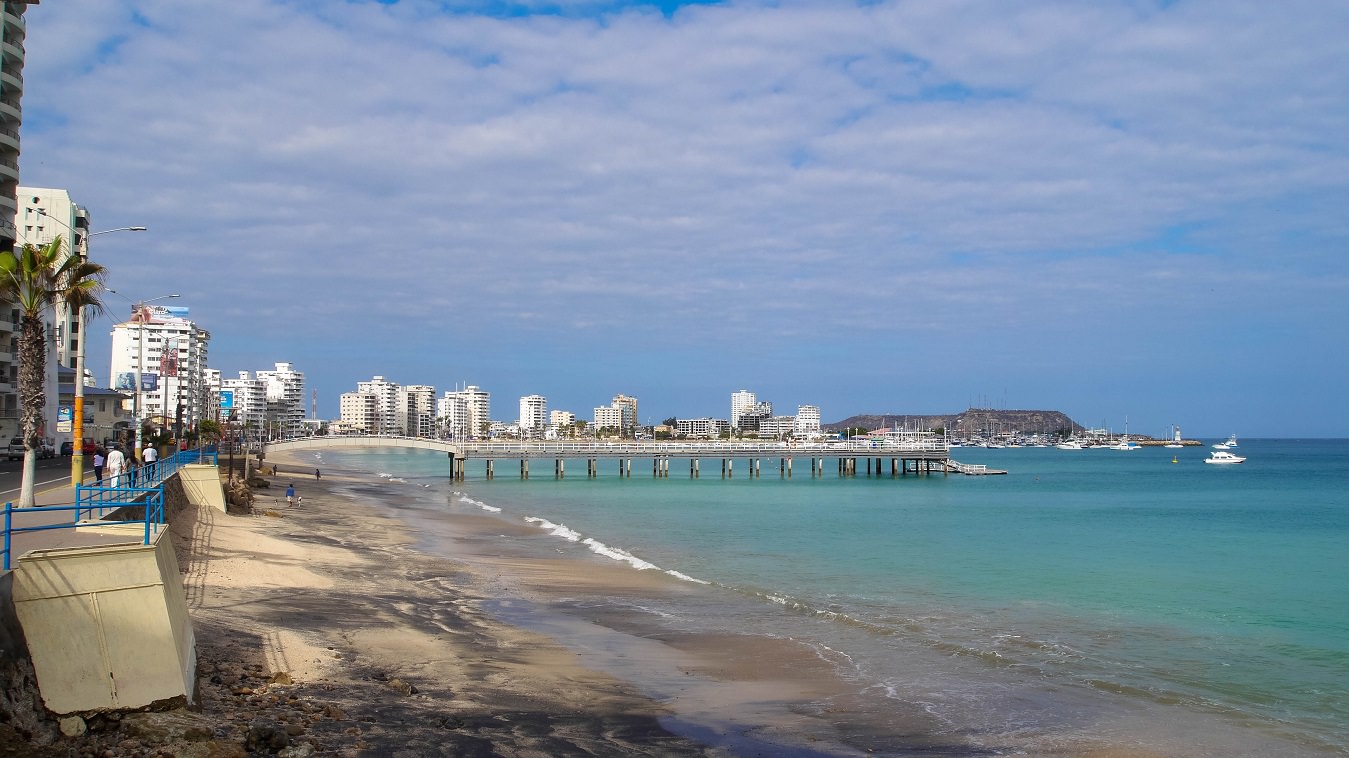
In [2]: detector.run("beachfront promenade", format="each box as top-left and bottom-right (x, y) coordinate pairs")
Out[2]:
(264, 435), (998, 479)
(2, 448), (219, 571)
(2, 450), (223, 716)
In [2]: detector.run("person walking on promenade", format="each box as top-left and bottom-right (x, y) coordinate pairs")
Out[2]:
(286, 483), (296, 507)
(105, 445), (125, 487)
(93, 447), (106, 486)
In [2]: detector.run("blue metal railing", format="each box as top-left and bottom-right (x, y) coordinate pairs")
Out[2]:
(2, 447), (218, 571)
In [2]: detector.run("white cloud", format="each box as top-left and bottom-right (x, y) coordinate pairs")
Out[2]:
(18, 0), (1349, 433)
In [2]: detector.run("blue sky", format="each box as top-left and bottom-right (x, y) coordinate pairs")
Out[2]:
(18, 0), (1349, 436)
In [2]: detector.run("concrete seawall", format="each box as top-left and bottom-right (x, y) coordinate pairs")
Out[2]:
(11, 527), (196, 714)
(1, 464), (225, 722)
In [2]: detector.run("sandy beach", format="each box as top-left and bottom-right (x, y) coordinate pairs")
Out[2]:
(151, 459), (724, 756)
(2, 451), (1212, 757)
(0, 453), (870, 756)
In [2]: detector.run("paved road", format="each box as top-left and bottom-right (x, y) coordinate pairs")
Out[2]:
(0, 455), (93, 503)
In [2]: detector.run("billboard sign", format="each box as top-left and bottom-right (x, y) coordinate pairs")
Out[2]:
(131, 304), (190, 323)
(161, 338), (179, 378)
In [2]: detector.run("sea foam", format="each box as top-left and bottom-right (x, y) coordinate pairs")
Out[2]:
(523, 516), (582, 542)
(522, 517), (707, 584)
(456, 494), (501, 513)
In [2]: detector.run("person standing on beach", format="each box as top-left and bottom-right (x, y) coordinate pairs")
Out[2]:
(93, 448), (106, 486)
(286, 483), (295, 507)
(105, 445), (125, 487)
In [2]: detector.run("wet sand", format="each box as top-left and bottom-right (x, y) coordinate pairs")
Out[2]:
(177, 454), (897, 756)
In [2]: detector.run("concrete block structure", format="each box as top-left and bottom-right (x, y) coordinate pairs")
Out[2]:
(11, 524), (196, 714)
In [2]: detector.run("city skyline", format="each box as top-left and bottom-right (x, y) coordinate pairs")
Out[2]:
(16, 1), (1349, 438)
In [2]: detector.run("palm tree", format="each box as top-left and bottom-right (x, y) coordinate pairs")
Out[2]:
(0, 236), (107, 506)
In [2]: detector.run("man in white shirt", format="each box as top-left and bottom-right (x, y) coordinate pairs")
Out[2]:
(106, 445), (125, 487)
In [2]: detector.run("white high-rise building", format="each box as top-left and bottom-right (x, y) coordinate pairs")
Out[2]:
(402, 384), (435, 438)
(10, 187), (88, 442)
(795, 405), (821, 437)
(437, 392), (466, 439)
(612, 394), (638, 432)
(0, 4), (34, 439)
(257, 362), (306, 439)
(438, 385), (490, 439)
(593, 405), (623, 432)
(221, 371), (268, 442)
(16, 187), (89, 370)
(339, 391), (378, 434)
(519, 394), (547, 437)
(731, 389), (756, 430)
(355, 376), (401, 434)
(0, 4), (29, 249)
(109, 305), (211, 437)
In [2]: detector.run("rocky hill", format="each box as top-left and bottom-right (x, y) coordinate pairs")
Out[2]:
(825, 409), (1084, 437)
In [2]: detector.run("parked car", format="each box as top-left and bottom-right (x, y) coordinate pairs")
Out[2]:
(8, 437), (56, 460)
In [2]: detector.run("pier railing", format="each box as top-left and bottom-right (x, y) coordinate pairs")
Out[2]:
(451, 438), (950, 458)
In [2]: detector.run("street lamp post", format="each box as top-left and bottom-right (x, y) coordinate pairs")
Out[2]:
(108, 290), (180, 466)
(30, 209), (147, 486)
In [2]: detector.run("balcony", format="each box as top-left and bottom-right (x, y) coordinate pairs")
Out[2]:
(0, 68), (21, 95)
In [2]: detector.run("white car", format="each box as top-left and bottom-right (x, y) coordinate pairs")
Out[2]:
(6, 437), (56, 460)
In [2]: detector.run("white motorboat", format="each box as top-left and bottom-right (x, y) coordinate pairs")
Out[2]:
(1204, 451), (1246, 465)
(1110, 418), (1141, 450)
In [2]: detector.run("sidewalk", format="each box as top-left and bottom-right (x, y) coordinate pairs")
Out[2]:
(3, 473), (156, 571)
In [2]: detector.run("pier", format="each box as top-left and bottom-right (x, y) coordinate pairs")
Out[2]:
(265, 436), (1006, 481)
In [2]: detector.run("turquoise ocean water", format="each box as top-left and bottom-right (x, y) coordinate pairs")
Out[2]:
(309, 439), (1348, 755)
